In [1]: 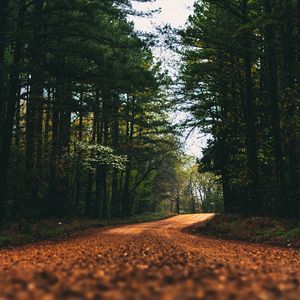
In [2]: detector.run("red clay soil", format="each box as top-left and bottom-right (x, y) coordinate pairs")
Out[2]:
(0, 214), (299, 300)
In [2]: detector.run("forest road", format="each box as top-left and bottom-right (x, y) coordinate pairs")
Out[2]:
(0, 214), (300, 300)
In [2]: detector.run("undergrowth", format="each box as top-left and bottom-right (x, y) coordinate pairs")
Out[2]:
(0, 212), (175, 247)
(196, 214), (300, 248)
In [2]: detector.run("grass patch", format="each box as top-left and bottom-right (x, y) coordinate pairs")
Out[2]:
(0, 212), (175, 248)
(0, 235), (11, 246)
(195, 214), (300, 248)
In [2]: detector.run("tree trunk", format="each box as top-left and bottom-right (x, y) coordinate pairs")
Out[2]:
(0, 0), (24, 225)
(0, 0), (9, 143)
(86, 95), (98, 218)
(122, 98), (134, 217)
(241, 0), (261, 213)
(24, 0), (45, 216)
(14, 80), (21, 147)
(75, 90), (83, 213)
(264, 1), (288, 215)
(281, 0), (298, 215)
(48, 77), (72, 217)
(101, 119), (108, 219)
(176, 194), (180, 214)
(111, 95), (120, 218)
(47, 88), (59, 217)
(44, 88), (51, 154)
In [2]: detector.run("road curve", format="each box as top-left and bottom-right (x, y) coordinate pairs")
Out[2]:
(0, 214), (299, 300)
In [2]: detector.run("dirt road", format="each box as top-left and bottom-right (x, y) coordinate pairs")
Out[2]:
(0, 214), (299, 300)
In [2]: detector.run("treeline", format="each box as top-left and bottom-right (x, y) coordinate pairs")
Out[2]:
(181, 0), (300, 217)
(0, 0), (180, 225)
(157, 159), (223, 214)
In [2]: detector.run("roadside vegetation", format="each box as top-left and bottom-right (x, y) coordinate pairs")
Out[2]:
(0, 0), (187, 226)
(162, 160), (223, 214)
(180, 0), (300, 218)
(0, 212), (175, 247)
(195, 214), (300, 248)
(179, 0), (300, 247)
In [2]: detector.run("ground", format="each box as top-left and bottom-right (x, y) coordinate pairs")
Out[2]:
(0, 214), (299, 300)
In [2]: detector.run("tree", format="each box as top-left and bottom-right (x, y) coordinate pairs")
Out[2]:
(0, 0), (180, 224)
(180, 0), (300, 218)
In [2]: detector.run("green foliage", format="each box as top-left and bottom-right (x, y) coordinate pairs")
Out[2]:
(152, 155), (223, 214)
(180, 0), (300, 217)
(199, 214), (300, 247)
(76, 142), (127, 171)
(0, 236), (11, 247)
(0, 212), (175, 247)
(0, 0), (180, 223)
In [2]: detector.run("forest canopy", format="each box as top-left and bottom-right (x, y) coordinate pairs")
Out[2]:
(1, 0), (299, 225)
(0, 0), (189, 224)
(180, 0), (300, 217)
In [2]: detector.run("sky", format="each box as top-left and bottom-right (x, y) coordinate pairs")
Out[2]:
(130, 0), (207, 158)
(131, 0), (194, 28)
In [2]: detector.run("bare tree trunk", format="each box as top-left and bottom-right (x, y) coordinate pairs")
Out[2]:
(111, 95), (120, 218)
(176, 193), (180, 214)
(86, 95), (98, 218)
(0, 0), (24, 225)
(122, 97), (134, 217)
(47, 88), (59, 217)
(0, 0), (9, 143)
(280, 0), (297, 215)
(44, 88), (51, 154)
(101, 117), (109, 218)
(75, 90), (83, 213)
(264, 1), (288, 215)
(241, 0), (261, 213)
(24, 0), (45, 216)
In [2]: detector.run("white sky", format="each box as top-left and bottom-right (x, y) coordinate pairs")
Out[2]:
(131, 0), (194, 29)
(130, 0), (207, 158)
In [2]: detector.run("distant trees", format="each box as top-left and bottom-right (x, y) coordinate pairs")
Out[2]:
(0, 0), (181, 225)
(188, 166), (223, 213)
(180, 0), (300, 217)
(152, 157), (223, 214)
